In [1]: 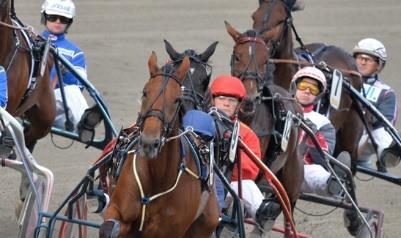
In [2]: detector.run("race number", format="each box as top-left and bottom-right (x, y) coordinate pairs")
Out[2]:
(281, 111), (293, 151)
(229, 120), (240, 163)
(330, 69), (343, 110)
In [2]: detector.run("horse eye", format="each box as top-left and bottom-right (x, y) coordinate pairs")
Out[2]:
(234, 54), (240, 61)
(142, 91), (148, 98)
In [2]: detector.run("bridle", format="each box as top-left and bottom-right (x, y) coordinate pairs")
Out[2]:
(173, 50), (212, 111)
(136, 64), (183, 148)
(230, 31), (269, 94)
(230, 0), (292, 95)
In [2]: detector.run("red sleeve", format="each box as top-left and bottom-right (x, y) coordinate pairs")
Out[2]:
(231, 122), (261, 181)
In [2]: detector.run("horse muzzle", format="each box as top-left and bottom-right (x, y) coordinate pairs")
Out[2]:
(139, 133), (163, 159)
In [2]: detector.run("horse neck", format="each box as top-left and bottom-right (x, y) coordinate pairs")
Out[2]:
(147, 129), (183, 189)
(272, 27), (296, 90)
(0, 12), (14, 65)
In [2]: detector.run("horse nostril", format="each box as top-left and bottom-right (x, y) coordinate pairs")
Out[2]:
(153, 139), (160, 149)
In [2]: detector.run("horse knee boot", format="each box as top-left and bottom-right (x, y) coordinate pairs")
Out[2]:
(255, 199), (281, 232)
(380, 142), (401, 168)
(99, 219), (120, 238)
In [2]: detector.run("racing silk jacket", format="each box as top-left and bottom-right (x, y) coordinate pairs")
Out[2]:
(231, 122), (262, 181)
(42, 31), (87, 89)
(362, 75), (398, 129)
(300, 105), (336, 165)
(0, 66), (7, 108)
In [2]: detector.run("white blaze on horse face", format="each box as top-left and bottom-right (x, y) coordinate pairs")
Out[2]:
(249, 45), (252, 56)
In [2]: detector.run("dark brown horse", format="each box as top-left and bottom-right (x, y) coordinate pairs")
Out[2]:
(0, 0), (55, 151)
(226, 22), (304, 236)
(252, 0), (365, 235)
(99, 52), (219, 238)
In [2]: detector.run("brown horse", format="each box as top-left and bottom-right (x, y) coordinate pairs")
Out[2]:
(99, 52), (219, 238)
(226, 22), (304, 236)
(0, 0), (55, 151)
(252, 0), (365, 236)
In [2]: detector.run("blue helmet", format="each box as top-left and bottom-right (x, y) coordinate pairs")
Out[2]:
(182, 110), (215, 141)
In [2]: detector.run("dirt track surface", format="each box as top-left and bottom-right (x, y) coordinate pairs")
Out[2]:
(1, 0), (401, 237)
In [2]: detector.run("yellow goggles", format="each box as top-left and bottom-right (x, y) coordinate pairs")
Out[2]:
(296, 81), (320, 96)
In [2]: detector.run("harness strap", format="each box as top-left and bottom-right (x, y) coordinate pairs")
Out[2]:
(130, 150), (200, 232)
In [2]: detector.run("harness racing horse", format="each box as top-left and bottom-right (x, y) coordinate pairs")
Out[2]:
(252, 0), (366, 236)
(226, 22), (304, 236)
(98, 40), (218, 196)
(99, 52), (219, 238)
(0, 0), (55, 151)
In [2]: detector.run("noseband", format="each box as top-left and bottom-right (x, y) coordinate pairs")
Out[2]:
(136, 64), (183, 145)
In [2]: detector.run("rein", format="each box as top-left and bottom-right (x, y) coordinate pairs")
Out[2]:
(269, 58), (362, 78)
(0, 20), (32, 31)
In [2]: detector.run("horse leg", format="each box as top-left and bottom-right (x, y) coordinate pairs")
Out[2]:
(24, 104), (55, 152)
(183, 190), (220, 238)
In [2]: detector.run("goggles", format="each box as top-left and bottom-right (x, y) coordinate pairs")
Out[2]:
(46, 14), (71, 24)
(296, 81), (320, 96)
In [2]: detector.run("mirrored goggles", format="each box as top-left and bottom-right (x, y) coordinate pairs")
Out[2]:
(296, 81), (320, 96)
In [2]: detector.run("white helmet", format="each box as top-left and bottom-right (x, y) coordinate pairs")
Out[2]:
(352, 38), (387, 63)
(291, 66), (327, 94)
(41, 0), (75, 19)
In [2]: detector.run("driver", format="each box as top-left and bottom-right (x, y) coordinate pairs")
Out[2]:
(353, 38), (400, 168)
(41, 0), (89, 131)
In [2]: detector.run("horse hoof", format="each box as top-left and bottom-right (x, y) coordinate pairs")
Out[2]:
(355, 212), (376, 238)
(99, 219), (120, 238)
(343, 209), (364, 236)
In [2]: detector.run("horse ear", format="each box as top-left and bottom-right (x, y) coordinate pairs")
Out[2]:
(260, 24), (281, 42)
(292, 0), (305, 11)
(148, 51), (159, 76)
(200, 41), (218, 62)
(225, 21), (241, 43)
(164, 39), (181, 61)
(176, 56), (190, 82)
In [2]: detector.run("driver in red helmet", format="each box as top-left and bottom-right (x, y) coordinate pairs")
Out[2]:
(209, 75), (264, 219)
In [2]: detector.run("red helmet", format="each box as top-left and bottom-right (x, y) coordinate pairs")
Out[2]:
(210, 75), (246, 100)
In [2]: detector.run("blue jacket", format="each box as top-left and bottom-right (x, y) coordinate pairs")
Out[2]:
(42, 30), (87, 88)
(0, 66), (7, 108)
(362, 75), (398, 129)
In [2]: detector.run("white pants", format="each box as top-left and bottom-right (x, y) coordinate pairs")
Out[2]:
(358, 127), (393, 164)
(301, 164), (331, 196)
(226, 180), (264, 218)
(54, 85), (89, 132)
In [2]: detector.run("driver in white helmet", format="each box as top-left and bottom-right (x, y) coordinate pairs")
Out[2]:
(41, 0), (88, 131)
(353, 38), (399, 168)
(291, 67), (349, 197)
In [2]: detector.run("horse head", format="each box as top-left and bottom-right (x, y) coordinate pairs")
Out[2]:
(164, 39), (218, 112)
(225, 21), (270, 116)
(252, 0), (302, 90)
(137, 51), (190, 159)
